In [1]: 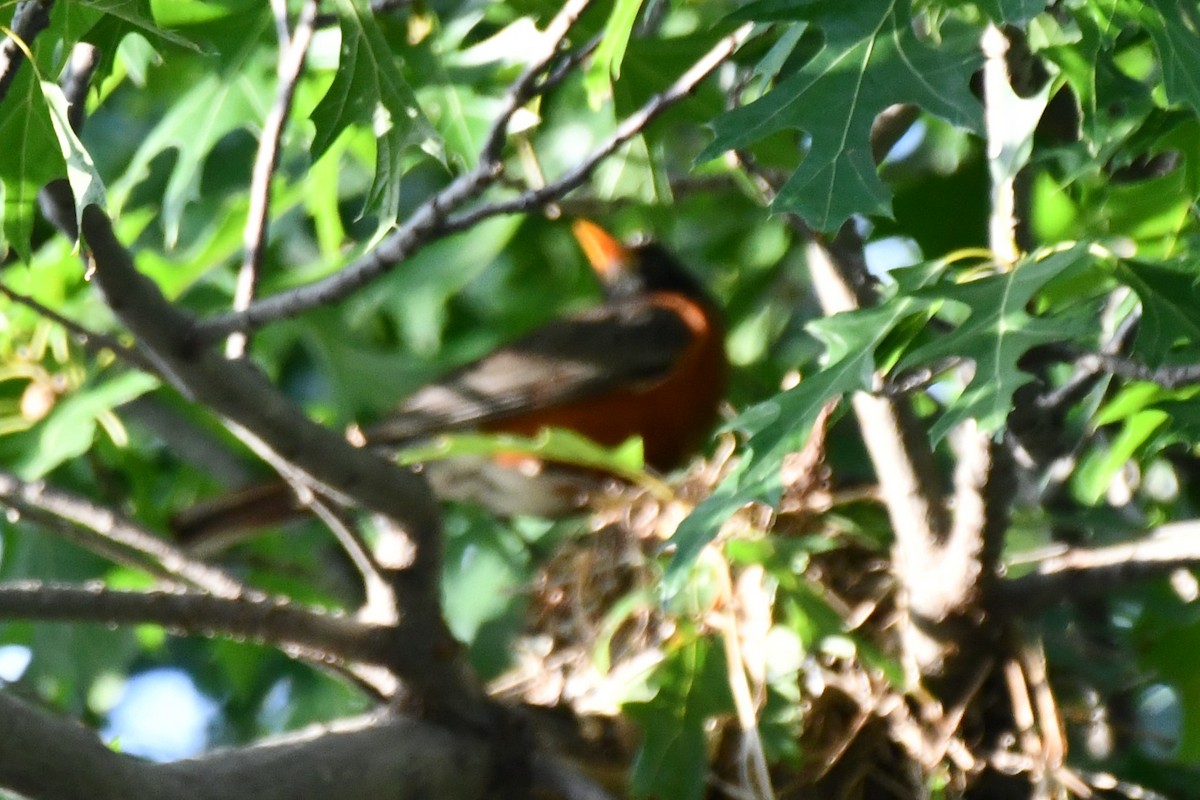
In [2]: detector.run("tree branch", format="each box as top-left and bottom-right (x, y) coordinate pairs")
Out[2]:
(0, 581), (388, 666)
(0, 692), (492, 800)
(0, 283), (159, 374)
(0, 470), (246, 598)
(999, 521), (1200, 614)
(77, 206), (480, 717)
(441, 23), (754, 235)
(193, 0), (596, 344)
(0, 0), (53, 103)
(227, 0), (321, 358)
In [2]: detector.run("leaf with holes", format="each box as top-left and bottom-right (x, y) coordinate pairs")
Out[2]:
(664, 260), (946, 595)
(310, 0), (437, 227)
(699, 0), (982, 231)
(898, 247), (1097, 441)
(1116, 260), (1200, 367)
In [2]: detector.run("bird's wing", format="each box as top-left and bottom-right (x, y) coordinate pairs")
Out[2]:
(359, 300), (694, 445)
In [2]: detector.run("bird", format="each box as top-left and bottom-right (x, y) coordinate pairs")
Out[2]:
(171, 220), (727, 544)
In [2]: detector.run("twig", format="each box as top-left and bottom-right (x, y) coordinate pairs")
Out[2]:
(307, 495), (396, 619)
(0, 0), (53, 103)
(441, 23), (755, 234)
(0, 580), (387, 666)
(194, 0), (596, 344)
(0, 470), (246, 598)
(999, 520), (1200, 614)
(0, 284), (159, 374)
(79, 204), (479, 717)
(1061, 348), (1200, 390)
(269, 0), (291, 46)
(227, 0), (321, 358)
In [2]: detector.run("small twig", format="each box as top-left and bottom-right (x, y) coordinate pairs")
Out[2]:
(441, 23), (755, 235)
(306, 495), (396, 620)
(227, 0), (321, 358)
(0, 470), (247, 598)
(999, 520), (1200, 613)
(0, 580), (385, 665)
(1064, 348), (1200, 390)
(194, 0), (596, 344)
(879, 357), (964, 397)
(0, 0), (53, 103)
(269, 0), (291, 46)
(0, 284), (159, 375)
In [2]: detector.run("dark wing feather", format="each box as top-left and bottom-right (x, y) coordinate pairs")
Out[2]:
(360, 300), (693, 445)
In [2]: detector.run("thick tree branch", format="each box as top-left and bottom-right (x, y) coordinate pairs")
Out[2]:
(0, 470), (246, 598)
(193, 0), (595, 343)
(0, 692), (492, 800)
(0, 0), (52, 103)
(999, 521), (1200, 614)
(0, 581), (390, 666)
(77, 205), (480, 717)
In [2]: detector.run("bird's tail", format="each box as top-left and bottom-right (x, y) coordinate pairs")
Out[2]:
(170, 481), (305, 552)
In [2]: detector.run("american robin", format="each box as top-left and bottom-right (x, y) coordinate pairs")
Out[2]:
(171, 220), (727, 542)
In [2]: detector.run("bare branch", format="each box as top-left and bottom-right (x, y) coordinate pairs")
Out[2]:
(227, 0), (321, 358)
(1056, 347), (1200, 390)
(0, 283), (159, 374)
(0, 0), (53, 103)
(999, 521), (1200, 614)
(442, 23), (755, 234)
(78, 204), (483, 720)
(269, 0), (291, 46)
(0, 470), (246, 598)
(194, 0), (596, 343)
(0, 692), (492, 800)
(0, 581), (386, 665)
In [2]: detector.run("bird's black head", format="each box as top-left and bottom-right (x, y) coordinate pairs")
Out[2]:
(611, 242), (712, 303)
(572, 219), (714, 305)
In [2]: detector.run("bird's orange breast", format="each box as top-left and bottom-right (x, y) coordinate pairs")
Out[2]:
(483, 291), (726, 471)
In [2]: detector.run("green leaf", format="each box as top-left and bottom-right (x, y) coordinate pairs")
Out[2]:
(1075, 408), (1170, 505)
(664, 260), (947, 595)
(976, 0), (1048, 24)
(40, 81), (108, 237)
(309, 0), (437, 227)
(584, 0), (643, 108)
(109, 65), (268, 246)
(1137, 0), (1200, 117)
(87, 0), (202, 51)
(0, 70), (62, 261)
(898, 247), (1096, 440)
(627, 635), (733, 800)
(699, 0), (982, 231)
(394, 428), (669, 495)
(1038, 5), (1155, 153)
(14, 372), (160, 479)
(1116, 260), (1200, 366)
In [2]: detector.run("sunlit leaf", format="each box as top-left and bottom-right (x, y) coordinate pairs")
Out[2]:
(309, 0), (437, 227)
(627, 636), (733, 800)
(700, 0), (982, 230)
